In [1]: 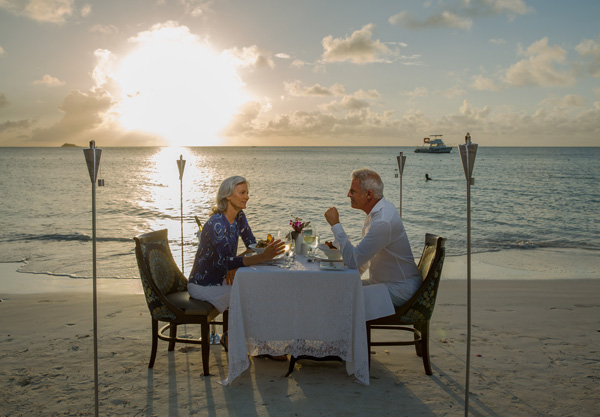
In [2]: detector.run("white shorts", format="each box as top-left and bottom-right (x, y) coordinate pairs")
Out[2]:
(188, 282), (232, 313)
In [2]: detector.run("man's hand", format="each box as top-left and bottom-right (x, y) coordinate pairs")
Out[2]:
(324, 207), (340, 226)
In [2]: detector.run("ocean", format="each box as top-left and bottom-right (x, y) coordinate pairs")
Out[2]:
(0, 146), (598, 281)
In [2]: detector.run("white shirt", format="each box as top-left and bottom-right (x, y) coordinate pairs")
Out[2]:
(331, 197), (421, 306)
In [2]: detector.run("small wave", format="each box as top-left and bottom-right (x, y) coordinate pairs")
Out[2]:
(6, 233), (133, 243)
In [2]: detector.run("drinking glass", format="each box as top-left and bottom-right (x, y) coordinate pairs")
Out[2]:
(302, 225), (318, 259)
(278, 230), (294, 268)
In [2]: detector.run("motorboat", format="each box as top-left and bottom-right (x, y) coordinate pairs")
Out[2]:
(414, 135), (452, 153)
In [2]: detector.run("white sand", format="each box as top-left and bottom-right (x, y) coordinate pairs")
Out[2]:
(1, 248), (599, 416)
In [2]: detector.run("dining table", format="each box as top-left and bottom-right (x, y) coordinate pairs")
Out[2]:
(221, 254), (371, 386)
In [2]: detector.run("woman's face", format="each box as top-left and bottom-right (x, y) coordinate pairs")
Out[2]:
(227, 183), (249, 211)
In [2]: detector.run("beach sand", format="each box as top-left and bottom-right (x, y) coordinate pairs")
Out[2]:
(1, 248), (599, 416)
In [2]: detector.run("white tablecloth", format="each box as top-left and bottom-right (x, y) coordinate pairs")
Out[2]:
(222, 256), (369, 385)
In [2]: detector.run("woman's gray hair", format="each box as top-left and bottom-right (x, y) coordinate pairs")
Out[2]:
(213, 175), (248, 214)
(351, 168), (384, 199)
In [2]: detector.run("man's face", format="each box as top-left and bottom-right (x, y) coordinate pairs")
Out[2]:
(347, 179), (368, 210)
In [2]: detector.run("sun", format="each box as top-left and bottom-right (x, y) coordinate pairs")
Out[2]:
(109, 22), (249, 146)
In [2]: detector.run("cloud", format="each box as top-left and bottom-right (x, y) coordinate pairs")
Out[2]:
(475, 0), (531, 16)
(33, 89), (113, 137)
(0, 45), (5, 56)
(224, 45), (275, 69)
(437, 86), (467, 98)
(90, 24), (119, 35)
(23, 88), (153, 146)
(389, 11), (472, 30)
(227, 107), (401, 142)
(540, 94), (587, 109)
(575, 37), (600, 78)
(222, 93), (600, 146)
(0, 0), (75, 24)
(180, 0), (214, 17)
(490, 38), (506, 45)
(459, 99), (491, 120)
(321, 24), (395, 64)
(399, 87), (429, 97)
(471, 74), (503, 91)
(319, 89), (380, 112)
(275, 53), (290, 59)
(284, 81), (345, 97)
(290, 59), (306, 68)
(80, 3), (91, 17)
(389, 0), (531, 31)
(505, 37), (575, 86)
(0, 119), (34, 133)
(32, 74), (66, 87)
(12, 87), (160, 145)
(0, 93), (8, 107)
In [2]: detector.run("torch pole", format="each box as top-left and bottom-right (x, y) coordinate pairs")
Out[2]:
(465, 166), (472, 417)
(83, 140), (102, 417)
(177, 155), (186, 274)
(396, 152), (406, 217)
(459, 133), (477, 416)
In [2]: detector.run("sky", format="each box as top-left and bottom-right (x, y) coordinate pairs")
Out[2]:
(0, 0), (599, 147)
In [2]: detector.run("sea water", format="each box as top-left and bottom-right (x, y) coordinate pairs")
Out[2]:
(0, 146), (598, 281)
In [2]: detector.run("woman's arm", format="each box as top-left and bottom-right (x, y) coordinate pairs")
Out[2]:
(238, 211), (257, 248)
(242, 239), (286, 266)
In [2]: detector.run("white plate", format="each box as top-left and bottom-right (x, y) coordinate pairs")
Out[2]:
(247, 243), (266, 254)
(315, 256), (343, 262)
(245, 252), (285, 261)
(319, 261), (346, 271)
(317, 244), (342, 260)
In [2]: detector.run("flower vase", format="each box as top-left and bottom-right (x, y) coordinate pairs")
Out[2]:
(292, 231), (304, 254)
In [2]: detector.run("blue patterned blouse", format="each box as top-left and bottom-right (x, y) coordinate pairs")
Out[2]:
(188, 211), (256, 286)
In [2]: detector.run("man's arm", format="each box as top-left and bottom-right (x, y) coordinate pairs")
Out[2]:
(331, 217), (392, 270)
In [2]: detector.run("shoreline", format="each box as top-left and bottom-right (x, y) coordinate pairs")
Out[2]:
(1, 247), (598, 296)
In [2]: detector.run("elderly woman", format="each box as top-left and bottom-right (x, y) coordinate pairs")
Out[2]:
(188, 175), (284, 312)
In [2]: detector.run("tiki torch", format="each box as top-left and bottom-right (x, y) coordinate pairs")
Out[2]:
(459, 132), (477, 416)
(176, 155), (186, 274)
(396, 152), (407, 217)
(83, 140), (103, 417)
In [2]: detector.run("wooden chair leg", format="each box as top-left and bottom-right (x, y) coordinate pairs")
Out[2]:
(366, 323), (372, 369)
(149, 319), (159, 368)
(167, 324), (177, 351)
(414, 323), (423, 357)
(201, 318), (211, 376)
(421, 321), (432, 375)
(223, 310), (229, 335)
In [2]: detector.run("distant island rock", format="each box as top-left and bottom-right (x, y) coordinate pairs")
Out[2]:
(60, 143), (79, 147)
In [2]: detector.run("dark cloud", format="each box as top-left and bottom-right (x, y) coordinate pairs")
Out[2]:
(0, 119), (34, 133)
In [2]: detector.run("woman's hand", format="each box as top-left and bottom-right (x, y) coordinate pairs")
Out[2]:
(226, 268), (238, 285)
(262, 239), (286, 260)
(242, 239), (286, 266)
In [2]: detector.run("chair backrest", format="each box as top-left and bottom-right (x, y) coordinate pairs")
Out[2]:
(134, 229), (188, 321)
(398, 233), (446, 322)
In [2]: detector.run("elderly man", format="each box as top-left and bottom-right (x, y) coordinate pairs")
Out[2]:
(324, 168), (421, 315)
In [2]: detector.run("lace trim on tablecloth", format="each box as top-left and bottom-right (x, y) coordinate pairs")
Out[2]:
(246, 338), (351, 360)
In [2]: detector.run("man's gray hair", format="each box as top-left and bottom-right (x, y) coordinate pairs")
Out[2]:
(351, 168), (384, 199)
(213, 175), (248, 214)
